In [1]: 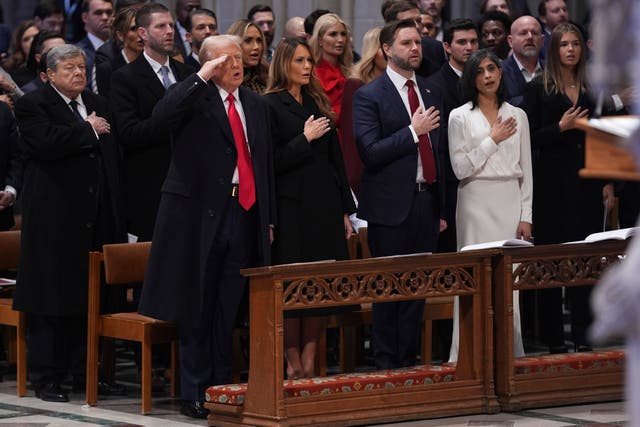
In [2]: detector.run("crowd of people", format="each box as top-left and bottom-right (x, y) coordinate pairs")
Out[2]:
(0, 0), (638, 420)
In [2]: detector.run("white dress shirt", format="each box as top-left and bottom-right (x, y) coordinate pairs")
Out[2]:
(385, 66), (432, 183)
(143, 51), (176, 87)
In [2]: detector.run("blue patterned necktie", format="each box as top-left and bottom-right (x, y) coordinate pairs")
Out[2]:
(159, 65), (171, 89)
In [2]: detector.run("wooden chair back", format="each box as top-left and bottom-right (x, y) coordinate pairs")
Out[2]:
(86, 241), (178, 415)
(0, 230), (20, 270)
(103, 242), (151, 285)
(0, 230), (26, 397)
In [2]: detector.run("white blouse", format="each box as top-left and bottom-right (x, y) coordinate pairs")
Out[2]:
(448, 101), (533, 223)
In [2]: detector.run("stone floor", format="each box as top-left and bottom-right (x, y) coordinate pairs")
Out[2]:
(0, 375), (627, 427)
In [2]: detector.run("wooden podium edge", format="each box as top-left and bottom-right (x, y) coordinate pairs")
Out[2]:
(576, 117), (640, 181)
(579, 168), (640, 181)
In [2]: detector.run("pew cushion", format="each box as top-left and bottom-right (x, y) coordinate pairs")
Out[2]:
(514, 350), (624, 375)
(205, 364), (456, 406)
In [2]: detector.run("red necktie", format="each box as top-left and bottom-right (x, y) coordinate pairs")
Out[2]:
(406, 80), (436, 184)
(227, 93), (255, 210)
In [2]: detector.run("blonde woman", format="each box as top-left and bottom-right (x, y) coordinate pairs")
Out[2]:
(308, 13), (353, 129)
(226, 19), (269, 94)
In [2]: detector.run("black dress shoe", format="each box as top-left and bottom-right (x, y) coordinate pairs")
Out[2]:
(549, 345), (568, 354)
(152, 373), (167, 392)
(181, 400), (210, 419)
(97, 380), (127, 396)
(71, 379), (127, 395)
(35, 383), (69, 402)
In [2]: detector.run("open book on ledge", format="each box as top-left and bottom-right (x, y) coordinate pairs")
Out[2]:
(585, 227), (638, 242)
(0, 278), (16, 286)
(588, 117), (640, 140)
(460, 239), (533, 251)
(564, 227), (638, 244)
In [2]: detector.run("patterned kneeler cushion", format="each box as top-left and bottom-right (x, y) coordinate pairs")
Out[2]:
(514, 350), (625, 375)
(205, 364), (456, 406)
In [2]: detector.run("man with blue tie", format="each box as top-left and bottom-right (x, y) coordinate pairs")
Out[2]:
(109, 3), (191, 242)
(353, 19), (446, 370)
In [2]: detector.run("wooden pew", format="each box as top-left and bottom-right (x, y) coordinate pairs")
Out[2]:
(205, 251), (499, 426)
(492, 241), (626, 411)
(318, 229), (455, 375)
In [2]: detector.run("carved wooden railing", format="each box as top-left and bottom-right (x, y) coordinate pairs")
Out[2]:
(207, 251), (499, 427)
(492, 240), (627, 411)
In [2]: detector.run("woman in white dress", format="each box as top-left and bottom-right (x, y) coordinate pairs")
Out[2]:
(448, 49), (533, 362)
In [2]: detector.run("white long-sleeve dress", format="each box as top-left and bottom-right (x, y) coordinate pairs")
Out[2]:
(447, 100), (533, 362)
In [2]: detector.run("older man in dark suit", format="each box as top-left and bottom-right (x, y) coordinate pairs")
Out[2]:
(0, 102), (22, 231)
(138, 34), (275, 419)
(12, 44), (125, 402)
(109, 3), (192, 242)
(354, 19), (446, 370)
(503, 15), (544, 107)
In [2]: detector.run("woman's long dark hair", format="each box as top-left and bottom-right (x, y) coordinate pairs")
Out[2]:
(459, 49), (506, 109)
(265, 36), (335, 121)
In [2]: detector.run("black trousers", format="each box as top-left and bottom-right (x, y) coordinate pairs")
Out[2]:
(368, 186), (440, 369)
(26, 313), (86, 387)
(179, 197), (257, 401)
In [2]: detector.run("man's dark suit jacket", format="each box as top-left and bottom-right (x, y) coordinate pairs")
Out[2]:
(184, 53), (200, 71)
(95, 48), (127, 98)
(353, 71), (445, 227)
(76, 36), (97, 90)
(138, 74), (275, 326)
(173, 23), (189, 59)
(503, 54), (543, 108)
(109, 53), (192, 241)
(416, 36), (447, 78)
(95, 40), (119, 66)
(0, 102), (22, 231)
(21, 76), (45, 94)
(12, 83), (125, 316)
(426, 62), (464, 252)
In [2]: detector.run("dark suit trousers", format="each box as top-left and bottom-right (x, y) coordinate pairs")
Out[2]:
(179, 197), (257, 401)
(367, 186), (440, 369)
(26, 313), (86, 387)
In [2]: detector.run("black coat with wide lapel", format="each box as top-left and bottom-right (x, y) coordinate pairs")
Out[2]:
(139, 74), (275, 324)
(264, 89), (355, 264)
(13, 83), (124, 316)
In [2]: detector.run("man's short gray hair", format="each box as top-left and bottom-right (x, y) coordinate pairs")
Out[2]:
(46, 44), (86, 71)
(200, 34), (242, 62)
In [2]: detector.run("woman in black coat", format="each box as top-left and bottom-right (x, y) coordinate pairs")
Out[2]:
(263, 37), (356, 379)
(524, 23), (614, 353)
